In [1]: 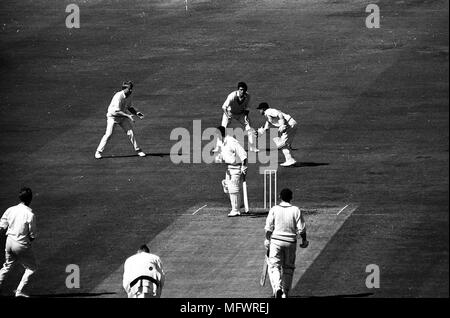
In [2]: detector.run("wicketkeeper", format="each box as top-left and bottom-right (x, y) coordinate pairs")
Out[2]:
(215, 126), (248, 217)
(264, 188), (308, 298)
(256, 102), (297, 166)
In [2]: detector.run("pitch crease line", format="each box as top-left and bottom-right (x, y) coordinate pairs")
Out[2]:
(337, 204), (349, 215)
(192, 204), (207, 215)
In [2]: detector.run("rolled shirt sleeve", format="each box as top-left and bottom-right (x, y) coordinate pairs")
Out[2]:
(296, 208), (306, 236)
(0, 209), (9, 229)
(264, 207), (275, 233)
(28, 213), (37, 239)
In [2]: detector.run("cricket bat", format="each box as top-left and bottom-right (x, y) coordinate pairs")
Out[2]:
(242, 179), (249, 213)
(260, 248), (270, 287)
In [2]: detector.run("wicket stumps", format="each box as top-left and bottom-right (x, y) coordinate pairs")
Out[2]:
(263, 169), (277, 209)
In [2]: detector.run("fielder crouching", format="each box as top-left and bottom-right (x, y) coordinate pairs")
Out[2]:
(264, 188), (308, 298)
(214, 126), (248, 217)
(123, 244), (165, 298)
(256, 102), (298, 167)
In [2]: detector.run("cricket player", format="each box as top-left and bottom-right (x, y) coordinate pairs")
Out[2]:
(95, 81), (146, 159)
(256, 102), (298, 166)
(215, 126), (248, 217)
(0, 187), (38, 298)
(264, 188), (308, 298)
(123, 244), (165, 298)
(219, 82), (259, 152)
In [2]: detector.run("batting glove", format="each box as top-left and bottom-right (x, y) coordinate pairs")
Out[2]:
(278, 125), (287, 133)
(264, 239), (270, 249)
(241, 165), (248, 176)
(257, 128), (265, 136)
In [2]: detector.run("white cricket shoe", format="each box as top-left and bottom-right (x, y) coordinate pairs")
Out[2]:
(15, 290), (29, 298)
(94, 151), (102, 159)
(137, 151), (146, 157)
(227, 211), (241, 217)
(280, 159), (296, 167)
(249, 147), (260, 153)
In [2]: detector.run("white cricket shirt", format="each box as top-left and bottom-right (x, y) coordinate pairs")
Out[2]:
(107, 90), (132, 117)
(265, 202), (306, 243)
(222, 91), (251, 115)
(0, 203), (36, 245)
(220, 135), (247, 165)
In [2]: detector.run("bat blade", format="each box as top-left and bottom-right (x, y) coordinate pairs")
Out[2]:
(242, 181), (249, 213)
(260, 248), (269, 287)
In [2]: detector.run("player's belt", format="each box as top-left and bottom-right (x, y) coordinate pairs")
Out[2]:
(129, 275), (160, 288)
(271, 237), (297, 244)
(227, 164), (241, 170)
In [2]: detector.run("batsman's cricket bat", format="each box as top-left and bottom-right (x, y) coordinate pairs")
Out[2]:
(260, 248), (270, 287)
(242, 179), (249, 213)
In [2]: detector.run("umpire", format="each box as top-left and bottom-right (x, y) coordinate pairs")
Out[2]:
(264, 188), (308, 298)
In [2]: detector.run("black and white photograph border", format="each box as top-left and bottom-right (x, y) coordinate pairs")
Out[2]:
(0, 0), (448, 307)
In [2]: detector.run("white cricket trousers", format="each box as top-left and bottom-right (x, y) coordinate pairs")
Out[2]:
(268, 238), (297, 296)
(0, 237), (37, 293)
(96, 116), (141, 153)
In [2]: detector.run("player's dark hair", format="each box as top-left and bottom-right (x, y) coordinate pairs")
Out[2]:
(237, 81), (247, 92)
(122, 81), (133, 90)
(258, 102), (269, 110)
(19, 187), (32, 206)
(138, 244), (150, 253)
(279, 188), (293, 203)
(216, 126), (226, 138)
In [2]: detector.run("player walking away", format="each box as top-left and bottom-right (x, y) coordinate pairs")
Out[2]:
(256, 102), (297, 167)
(264, 188), (308, 298)
(214, 126), (248, 217)
(217, 82), (259, 152)
(95, 81), (146, 159)
(123, 244), (165, 298)
(0, 187), (38, 297)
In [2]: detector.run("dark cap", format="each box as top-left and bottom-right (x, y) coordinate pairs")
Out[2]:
(257, 102), (269, 110)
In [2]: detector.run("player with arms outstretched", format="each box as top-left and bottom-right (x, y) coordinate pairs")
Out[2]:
(95, 81), (146, 159)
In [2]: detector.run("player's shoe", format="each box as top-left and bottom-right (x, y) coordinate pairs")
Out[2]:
(275, 289), (283, 298)
(227, 210), (241, 217)
(137, 151), (146, 157)
(280, 159), (296, 167)
(94, 151), (102, 159)
(249, 147), (259, 152)
(15, 290), (29, 298)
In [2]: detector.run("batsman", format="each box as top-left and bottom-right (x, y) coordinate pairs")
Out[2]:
(214, 126), (248, 217)
(264, 188), (308, 298)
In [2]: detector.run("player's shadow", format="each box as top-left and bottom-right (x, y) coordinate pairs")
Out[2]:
(101, 153), (170, 159)
(240, 211), (269, 218)
(289, 162), (329, 168)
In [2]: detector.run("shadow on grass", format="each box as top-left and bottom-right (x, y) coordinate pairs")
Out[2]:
(290, 162), (329, 168)
(240, 211), (269, 218)
(100, 153), (170, 159)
